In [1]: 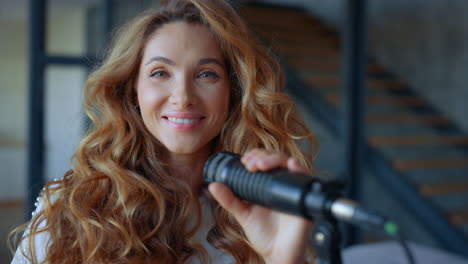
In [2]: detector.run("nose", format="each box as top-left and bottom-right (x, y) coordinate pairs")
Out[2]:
(169, 75), (196, 108)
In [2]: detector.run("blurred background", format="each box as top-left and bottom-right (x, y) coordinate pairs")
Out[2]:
(1, 0), (468, 262)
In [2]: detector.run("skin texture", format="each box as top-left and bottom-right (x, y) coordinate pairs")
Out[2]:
(137, 22), (311, 264)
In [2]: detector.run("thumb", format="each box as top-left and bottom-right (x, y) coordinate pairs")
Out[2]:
(208, 182), (252, 223)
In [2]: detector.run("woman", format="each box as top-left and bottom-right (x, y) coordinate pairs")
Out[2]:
(11, 0), (317, 263)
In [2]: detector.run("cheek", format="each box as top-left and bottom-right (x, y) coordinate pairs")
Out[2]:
(210, 83), (230, 117)
(137, 84), (163, 115)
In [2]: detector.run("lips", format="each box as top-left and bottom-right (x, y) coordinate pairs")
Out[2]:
(163, 112), (204, 118)
(162, 112), (206, 131)
(166, 117), (203, 124)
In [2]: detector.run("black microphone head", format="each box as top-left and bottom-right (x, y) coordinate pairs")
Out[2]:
(203, 151), (314, 217)
(203, 152), (240, 183)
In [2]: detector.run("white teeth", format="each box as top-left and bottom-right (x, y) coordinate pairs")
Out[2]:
(167, 117), (201, 124)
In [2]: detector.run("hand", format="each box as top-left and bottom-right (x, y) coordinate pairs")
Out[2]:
(208, 149), (312, 264)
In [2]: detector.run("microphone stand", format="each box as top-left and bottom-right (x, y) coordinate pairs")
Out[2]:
(309, 181), (343, 264)
(313, 217), (343, 264)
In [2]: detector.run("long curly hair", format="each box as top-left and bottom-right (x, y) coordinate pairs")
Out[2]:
(10, 0), (318, 263)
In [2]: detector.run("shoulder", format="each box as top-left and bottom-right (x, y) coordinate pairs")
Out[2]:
(31, 180), (62, 217)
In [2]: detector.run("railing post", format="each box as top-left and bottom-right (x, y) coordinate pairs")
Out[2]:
(103, 0), (114, 39)
(341, 0), (368, 247)
(27, 0), (47, 217)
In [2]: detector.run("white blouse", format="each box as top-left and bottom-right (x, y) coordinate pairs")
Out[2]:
(11, 194), (234, 264)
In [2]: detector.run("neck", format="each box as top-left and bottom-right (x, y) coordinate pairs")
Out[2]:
(167, 147), (212, 197)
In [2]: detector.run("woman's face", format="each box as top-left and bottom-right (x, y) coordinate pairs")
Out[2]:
(137, 22), (230, 155)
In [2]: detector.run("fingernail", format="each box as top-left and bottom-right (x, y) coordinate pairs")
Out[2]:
(208, 183), (215, 193)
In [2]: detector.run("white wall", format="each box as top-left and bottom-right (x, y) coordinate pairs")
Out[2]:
(0, 21), (28, 199)
(0, 6), (86, 199)
(45, 8), (87, 183)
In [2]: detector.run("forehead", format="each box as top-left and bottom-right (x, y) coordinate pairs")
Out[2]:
(142, 22), (224, 63)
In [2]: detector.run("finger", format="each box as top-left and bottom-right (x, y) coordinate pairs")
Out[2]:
(208, 182), (251, 223)
(243, 149), (289, 172)
(287, 157), (309, 174)
(256, 154), (289, 171)
(241, 148), (261, 163)
(243, 149), (270, 172)
(241, 149), (267, 171)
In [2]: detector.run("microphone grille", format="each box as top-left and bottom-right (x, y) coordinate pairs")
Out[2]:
(203, 152), (238, 183)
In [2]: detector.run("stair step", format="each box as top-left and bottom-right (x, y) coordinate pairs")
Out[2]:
(304, 75), (406, 90)
(248, 20), (331, 34)
(271, 38), (339, 49)
(370, 135), (468, 146)
(393, 158), (468, 170)
(431, 192), (468, 210)
(258, 31), (339, 45)
(324, 94), (427, 107)
(407, 170), (468, 184)
(288, 58), (384, 74)
(272, 41), (340, 52)
(420, 182), (468, 195)
(242, 7), (316, 22)
(367, 114), (450, 126)
(244, 19), (321, 30)
(368, 123), (459, 137)
(275, 37), (340, 48)
(376, 145), (466, 161)
(275, 46), (339, 56)
(289, 58), (340, 71)
(448, 209), (468, 226)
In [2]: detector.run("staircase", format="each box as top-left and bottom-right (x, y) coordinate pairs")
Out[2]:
(240, 3), (468, 256)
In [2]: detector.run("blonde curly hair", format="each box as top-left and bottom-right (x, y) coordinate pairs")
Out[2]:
(10, 0), (317, 263)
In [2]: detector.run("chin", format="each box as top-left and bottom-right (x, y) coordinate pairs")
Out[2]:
(165, 144), (206, 155)
(168, 148), (198, 155)
(159, 136), (216, 156)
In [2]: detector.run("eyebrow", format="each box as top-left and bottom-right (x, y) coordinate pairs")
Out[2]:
(144, 56), (224, 68)
(197, 58), (224, 68)
(145, 56), (176, 66)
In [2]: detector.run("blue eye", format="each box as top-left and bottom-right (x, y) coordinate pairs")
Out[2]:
(150, 70), (169, 78)
(198, 71), (219, 79)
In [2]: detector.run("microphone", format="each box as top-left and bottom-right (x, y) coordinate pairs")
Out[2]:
(204, 152), (398, 235)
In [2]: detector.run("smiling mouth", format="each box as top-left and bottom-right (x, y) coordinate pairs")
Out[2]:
(163, 116), (205, 124)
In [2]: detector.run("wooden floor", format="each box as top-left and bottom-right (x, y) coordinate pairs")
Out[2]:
(0, 201), (25, 263)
